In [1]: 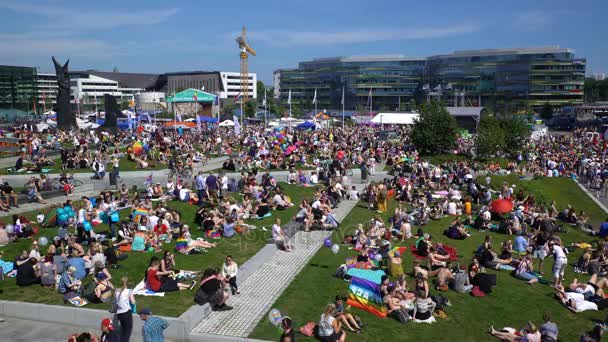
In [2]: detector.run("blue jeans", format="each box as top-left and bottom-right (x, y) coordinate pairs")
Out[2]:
(516, 271), (538, 281)
(197, 189), (205, 206)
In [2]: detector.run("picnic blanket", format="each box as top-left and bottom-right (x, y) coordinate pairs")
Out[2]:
(410, 244), (458, 261)
(346, 269), (387, 318)
(133, 279), (165, 297)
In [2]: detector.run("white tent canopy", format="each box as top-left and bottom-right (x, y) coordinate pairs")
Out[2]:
(219, 119), (235, 127)
(371, 112), (419, 125)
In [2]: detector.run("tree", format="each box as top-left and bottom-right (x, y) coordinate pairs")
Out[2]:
(243, 101), (256, 118)
(408, 98), (417, 111)
(112, 66), (119, 73)
(475, 115), (506, 158)
(222, 102), (236, 116)
(540, 102), (553, 120)
(500, 115), (530, 154)
(256, 81), (266, 101)
(410, 100), (458, 155)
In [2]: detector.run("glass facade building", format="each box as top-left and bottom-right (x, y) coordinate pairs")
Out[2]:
(276, 55), (426, 111)
(426, 47), (586, 112)
(275, 47), (586, 112)
(0, 65), (38, 117)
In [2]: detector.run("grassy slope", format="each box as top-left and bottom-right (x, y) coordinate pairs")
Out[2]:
(250, 177), (605, 341)
(0, 183), (316, 317)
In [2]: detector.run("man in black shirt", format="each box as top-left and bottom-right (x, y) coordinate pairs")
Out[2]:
(15, 152), (25, 171)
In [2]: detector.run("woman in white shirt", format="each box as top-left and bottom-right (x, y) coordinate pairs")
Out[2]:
(114, 276), (136, 342)
(318, 304), (346, 342)
(221, 255), (239, 295)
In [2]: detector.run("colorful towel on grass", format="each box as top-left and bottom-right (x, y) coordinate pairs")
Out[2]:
(346, 269), (387, 318)
(133, 279), (165, 297)
(205, 230), (221, 239)
(346, 268), (386, 284)
(410, 244), (458, 261)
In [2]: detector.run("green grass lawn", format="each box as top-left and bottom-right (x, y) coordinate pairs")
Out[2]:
(250, 177), (605, 341)
(0, 183), (317, 317)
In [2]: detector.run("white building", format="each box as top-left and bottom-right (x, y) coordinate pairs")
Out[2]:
(36, 72), (58, 108)
(135, 91), (166, 112)
(70, 73), (143, 111)
(219, 71), (257, 100)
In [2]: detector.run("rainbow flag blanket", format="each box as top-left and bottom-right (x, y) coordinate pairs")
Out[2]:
(346, 269), (388, 318)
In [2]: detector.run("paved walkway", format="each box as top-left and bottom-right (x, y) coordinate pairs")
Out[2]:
(190, 172), (385, 339)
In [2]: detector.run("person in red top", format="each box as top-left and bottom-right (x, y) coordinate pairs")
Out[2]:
(145, 258), (193, 292)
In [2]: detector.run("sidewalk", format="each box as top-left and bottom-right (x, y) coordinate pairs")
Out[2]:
(190, 172), (386, 339)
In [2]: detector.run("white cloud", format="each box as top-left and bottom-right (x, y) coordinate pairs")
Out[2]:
(0, 1), (179, 31)
(245, 24), (480, 46)
(513, 11), (551, 30)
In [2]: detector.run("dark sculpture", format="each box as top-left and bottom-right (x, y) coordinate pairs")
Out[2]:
(52, 56), (75, 128)
(103, 94), (120, 128)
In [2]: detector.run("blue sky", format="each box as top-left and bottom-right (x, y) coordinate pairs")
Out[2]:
(0, 0), (606, 84)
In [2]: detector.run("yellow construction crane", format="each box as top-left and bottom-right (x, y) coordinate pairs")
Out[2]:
(236, 26), (256, 102)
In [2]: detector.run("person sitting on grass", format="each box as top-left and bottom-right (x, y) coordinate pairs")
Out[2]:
(58, 266), (82, 301)
(145, 258), (194, 292)
(334, 295), (363, 334)
(318, 304), (347, 342)
(87, 272), (114, 304)
(15, 250), (40, 286)
(514, 252), (541, 285)
(446, 218), (470, 240)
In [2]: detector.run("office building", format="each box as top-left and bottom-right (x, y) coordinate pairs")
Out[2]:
(36, 72), (58, 110)
(426, 47), (585, 111)
(275, 47), (586, 112)
(0, 65), (38, 117)
(275, 55), (425, 111)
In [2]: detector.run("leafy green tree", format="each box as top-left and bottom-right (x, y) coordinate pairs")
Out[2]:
(475, 115), (506, 158)
(410, 100), (458, 155)
(408, 98), (417, 111)
(113, 66), (119, 73)
(500, 115), (530, 154)
(256, 81), (266, 101)
(222, 102), (236, 116)
(243, 101), (256, 117)
(540, 102), (553, 120)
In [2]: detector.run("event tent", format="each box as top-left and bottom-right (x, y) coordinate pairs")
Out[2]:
(219, 119), (235, 127)
(296, 121), (316, 130)
(371, 112), (419, 125)
(166, 89), (217, 103)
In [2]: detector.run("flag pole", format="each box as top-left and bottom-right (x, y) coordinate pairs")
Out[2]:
(314, 88), (317, 119)
(341, 87), (345, 128)
(264, 88), (267, 129)
(240, 98), (243, 128)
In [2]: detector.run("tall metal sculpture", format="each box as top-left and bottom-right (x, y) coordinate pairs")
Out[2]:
(52, 56), (75, 128)
(103, 94), (120, 129)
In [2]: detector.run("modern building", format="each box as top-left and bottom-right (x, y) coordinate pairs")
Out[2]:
(219, 71), (256, 100)
(275, 55), (425, 111)
(426, 47), (586, 111)
(36, 72), (58, 110)
(275, 47), (586, 113)
(165, 71), (257, 101)
(68, 72), (144, 112)
(0, 65), (38, 117)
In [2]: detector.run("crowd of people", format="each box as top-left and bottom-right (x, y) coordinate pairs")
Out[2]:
(2, 122), (608, 341)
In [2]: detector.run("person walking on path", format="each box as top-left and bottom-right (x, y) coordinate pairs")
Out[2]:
(139, 308), (169, 342)
(114, 276), (136, 342)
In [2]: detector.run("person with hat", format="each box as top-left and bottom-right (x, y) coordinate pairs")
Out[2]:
(100, 318), (119, 342)
(138, 308), (169, 342)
